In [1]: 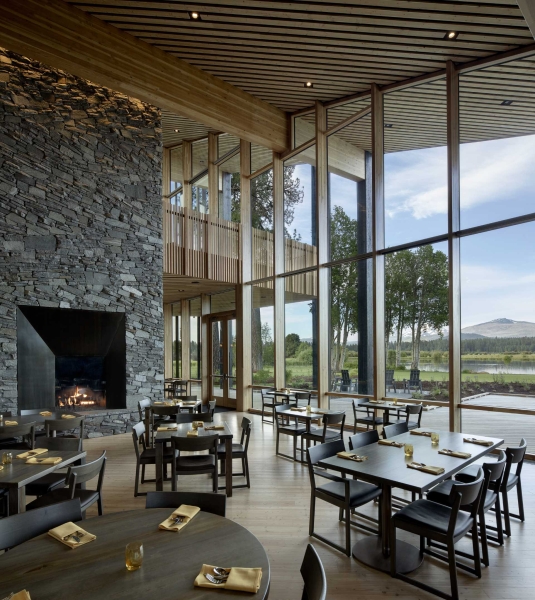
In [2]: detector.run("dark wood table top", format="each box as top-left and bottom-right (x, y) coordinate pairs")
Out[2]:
(0, 449), (86, 489)
(152, 400), (201, 408)
(280, 408), (338, 420)
(359, 400), (409, 411)
(154, 421), (233, 442)
(0, 509), (270, 600)
(319, 430), (503, 494)
(265, 391), (295, 398)
(3, 412), (82, 426)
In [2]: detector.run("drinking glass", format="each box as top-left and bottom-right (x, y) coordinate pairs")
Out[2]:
(125, 541), (144, 571)
(404, 444), (414, 458)
(2, 452), (12, 465)
(431, 432), (440, 445)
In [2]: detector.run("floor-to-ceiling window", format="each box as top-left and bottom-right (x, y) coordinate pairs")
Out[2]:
(172, 303), (181, 378)
(190, 297), (201, 381)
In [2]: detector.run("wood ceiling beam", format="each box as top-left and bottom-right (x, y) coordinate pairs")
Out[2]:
(517, 1), (535, 40)
(0, 0), (289, 152)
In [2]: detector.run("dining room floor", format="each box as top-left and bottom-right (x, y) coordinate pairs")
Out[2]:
(82, 411), (535, 600)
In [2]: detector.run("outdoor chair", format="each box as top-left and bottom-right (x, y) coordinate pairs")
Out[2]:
(334, 370), (356, 393)
(385, 369), (397, 393)
(403, 369), (423, 394)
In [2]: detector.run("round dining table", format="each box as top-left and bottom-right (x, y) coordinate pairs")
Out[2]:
(0, 508), (271, 599)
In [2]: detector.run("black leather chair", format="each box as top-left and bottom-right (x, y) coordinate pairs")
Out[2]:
(275, 404), (306, 461)
(0, 499), (82, 551)
(390, 471), (484, 600)
(386, 403), (423, 429)
(352, 399), (383, 432)
(348, 429), (379, 450)
(132, 422), (175, 497)
(300, 544), (327, 600)
(213, 417), (252, 489)
(171, 435), (219, 493)
(307, 440), (381, 556)
(382, 422), (409, 439)
(26, 451), (106, 517)
(145, 491), (226, 517)
(301, 412), (346, 452)
(428, 451), (506, 566)
(261, 387), (278, 424)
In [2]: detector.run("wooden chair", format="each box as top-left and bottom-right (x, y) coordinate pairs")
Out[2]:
(132, 422), (175, 497)
(274, 404), (306, 461)
(301, 412), (346, 452)
(391, 471), (484, 600)
(352, 399), (383, 432)
(382, 422), (409, 439)
(151, 405), (180, 445)
(171, 435), (219, 493)
(45, 417), (84, 439)
(294, 392), (312, 407)
(145, 491), (226, 517)
(26, 437), (83, 498)
(0, 422), (35, 450)
(335, 370), (356, 392)
(174, 395), (198, 412)
(386, 404), (423, 430)
(213, 417), (252, 489)
(26, 451), (107, 517)
(348, 429), (379, 450)
(201, 399), (217, 421)
(403, 369), (423, 394)
(385, 369), (397, 393)
(0, 499), (82, 551)
(300, 544), (327, 600)
(261, 387), (278, 424)
(307, 440), (381, 556)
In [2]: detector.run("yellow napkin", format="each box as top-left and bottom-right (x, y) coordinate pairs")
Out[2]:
(40, 411), (53, 416)
(62, 414), (76, 419)
(26, 456), (62, 465)
(192, 421), (204, 429)
(153, 401), (164, 405)
(205, 425), (225, 430)
(292, 406), (308, 412)
(48, 522), (96, 548)
(187, 429), (199, 437)
(407, 462), (445, 475)
(16, 448), (48, 459)
(181, 401), (197, 406)
(11, 591), (31, 600)
(312, 409), (328, 415)
(369, 400), (385, 404)
(195, 564), (263, 593)
(157, 425), (177, 431)
(463, 437), (493, 447)
(159, 504), (200, 532)
(4, 420), (18, 425)
(410, 429), (432, 437)
(439, 449), (472, 459)
(378, 440), (404, 448)
(337, 451), (367, 462)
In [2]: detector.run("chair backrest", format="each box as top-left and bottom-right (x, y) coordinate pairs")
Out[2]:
(41, 436), (83, 452)
(503, 438), (528, 484)
(133, 422), (146, 456)
(341, 370), (351, 384)
(138, 398), (151, 420)
(0, 410), (13, 417)
(383, 422), (409, 439)
(300, 544), (327, 600)
(145, 491), (226, 516)
(175, 395), (198, 403)
(67, 451), (106, 493)
(349, 429), (379, 450)
(171, 434), (219, 453)
(208, 399), (217, 413)
(18, 408), (52, 415)
(151, 406), (180, 418)
(295, 392), (311, 405)
(176, 413), (195, 424)
(322, 412), (345, 427)
(45, 417), (84, 437)
(0, 422), (35, 448)
(274, 403), (290, 430)
(385, 369), (394, 384)
(448, 470), (484, 522)
(409, 369), (420, 382)
(261, 388), (275, 399)
(193, 413), (215, 423)
(306, 440), (345, 490)
(240, 417), (252, 449)
(0, 499), (82, 551)
(405, 404), (423, 427)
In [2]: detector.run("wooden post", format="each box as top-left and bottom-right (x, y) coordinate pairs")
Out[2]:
(372, 84), (386, 401)
(273, 152), (285, 390)
(447, 61), (462, 432)
(163, 303), (173, 378)
(181, 299), (191, 383)
(201, 294), (210, 406)
(182, 141), (192, 209)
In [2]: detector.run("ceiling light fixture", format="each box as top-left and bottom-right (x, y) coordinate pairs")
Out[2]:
(444, 31), (459, 40)
(174, 129), (180, 133)
(501, 99), (513, 106)
(304, 81), (314, 88)
(384, 123), (393, 128)
(189, 11), (201, 20)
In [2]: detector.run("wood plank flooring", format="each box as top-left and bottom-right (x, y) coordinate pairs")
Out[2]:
(83, 411), (535, 599)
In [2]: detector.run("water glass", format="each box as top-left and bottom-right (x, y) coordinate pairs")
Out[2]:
(2, 452), (12, 465)
(431, 432), (440, 445)
(404, 444), (414, 458)
(125, 541), (143, 571)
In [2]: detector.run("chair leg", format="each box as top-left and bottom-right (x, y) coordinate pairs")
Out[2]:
(495, 493), (504, 545)
(141, 464), (146, 484)
(275, 432), (280, 456)
(244, 455), (251, 488)
(517, 479), (525, 522)
(502, 489), (511, 536)
(309, 494), (316, 536)
(212, 469), (218, 493)
(345, 505), (351, 557)
(97, 495), (103, 516)
(472, 519), (482, 577)
(479, 510), (489, 568)
(447, 541), (459, 600)
(134, 462), (140, 497)
(390, 521), (397, 578)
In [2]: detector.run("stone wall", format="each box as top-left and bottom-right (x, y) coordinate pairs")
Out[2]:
(0, 49), (164, 416)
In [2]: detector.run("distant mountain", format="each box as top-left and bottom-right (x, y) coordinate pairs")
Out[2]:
(462, 318), (535, 339)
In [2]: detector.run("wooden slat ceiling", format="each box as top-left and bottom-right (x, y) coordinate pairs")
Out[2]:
(68, 0), (533, 115)
(163, 274), (235, 303)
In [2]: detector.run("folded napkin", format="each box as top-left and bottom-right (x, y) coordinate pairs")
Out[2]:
(181, 402), (197, 406)
(62, 414), (76, 420)
(26, 456), (62, 465)
(48, 521), (96, 548)
(192, 421), (205, 429)
(368, 400), (385, 404)
(205, 425), (225, 430)
(195, 564), (262, 593)
(312, 409), (328, 415)
(157, 425), (177, 431)
(407, 462), (445, 475)
(410, 429), (433, 437)
(439, 449), (472, 459)
(187, 429), (199, 437)
(159, 504), (200, 532)
(4, 420), (18, 426)
(153, 401), (164, 405)
(336, 451), (367, 462)
(378, 440), (404, 448)
(10, 591), (31, 600)
(40, 411), (53, 416)
(463, 437), (493, 447)
(16, 448), (48, 459)
(292, 406), (308, 412)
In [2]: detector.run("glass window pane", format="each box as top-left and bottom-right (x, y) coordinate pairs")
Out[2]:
(285, 271), (317, 390)
(252, 281), (275, 408)
(218, 133), (239, 159)
(191, 138), (208, 178)
(170, 146), (183, 193)
(460, 57), (535, 229)
(218, 152), (240, 222)
(327, 97), (370, 130)
(190, 297), (201, 380)
(251, 144), (272, 174)
(172, 303), (181, 378)
(294, 113), (315, 147)
(210, 289), (236, 313)
(284, 147), (317, 272)
(251, 168), (274, 281)
(460, 222), (535, 452)
(192, 173), (209, 214)
(384, 79), (448, 247)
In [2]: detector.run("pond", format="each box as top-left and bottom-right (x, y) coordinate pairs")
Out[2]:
(415, 360), (535, 375)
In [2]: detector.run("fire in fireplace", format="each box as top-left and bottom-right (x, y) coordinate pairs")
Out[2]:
(55, 356), (107, 410)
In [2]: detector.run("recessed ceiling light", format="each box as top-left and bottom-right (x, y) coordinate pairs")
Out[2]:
(384, 123), (393, 128)
(501, 100), (513, 106)
(304, 81), (314, 88)
(444, 31), (459, 40)
(189, 11), (201, 20)
(174, 129), (180, 133)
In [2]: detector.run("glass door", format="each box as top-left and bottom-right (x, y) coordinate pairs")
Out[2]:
(210, 314), (237, 407)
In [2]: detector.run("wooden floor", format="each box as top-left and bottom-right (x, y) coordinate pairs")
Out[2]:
(84, 412), (535, 599)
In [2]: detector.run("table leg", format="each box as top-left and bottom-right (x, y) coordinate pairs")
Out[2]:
(8, 487), (25, 514)
(155, 442), (164, 492)
(144, 407), (151, 448)
(225, 437), (233, 497)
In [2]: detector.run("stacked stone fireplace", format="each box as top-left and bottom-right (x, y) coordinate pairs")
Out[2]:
(0, 49), (165, 436)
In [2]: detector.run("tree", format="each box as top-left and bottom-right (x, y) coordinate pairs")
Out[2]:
(285, 333), (301, 357)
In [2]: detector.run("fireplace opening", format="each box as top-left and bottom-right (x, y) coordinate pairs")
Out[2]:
(55, 357), (107, 410)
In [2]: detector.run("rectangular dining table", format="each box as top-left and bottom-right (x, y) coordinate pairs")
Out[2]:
(318, 430), (503, 574)
(357, 400), (409, 428)
(154, 422), (234, 497)
(0, 449), (87, 514)
(280, 407), (340, 460)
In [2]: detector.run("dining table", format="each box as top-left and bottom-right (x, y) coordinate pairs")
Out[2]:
(1, 411), (81, 427)
(279, 407), (340, 460)
(154, 421), (235, 497)
(0, 448), (86, 514)
(357, 400), (409, 427)
(0, 508), (271, 599)
(318, 429), (503, 574)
